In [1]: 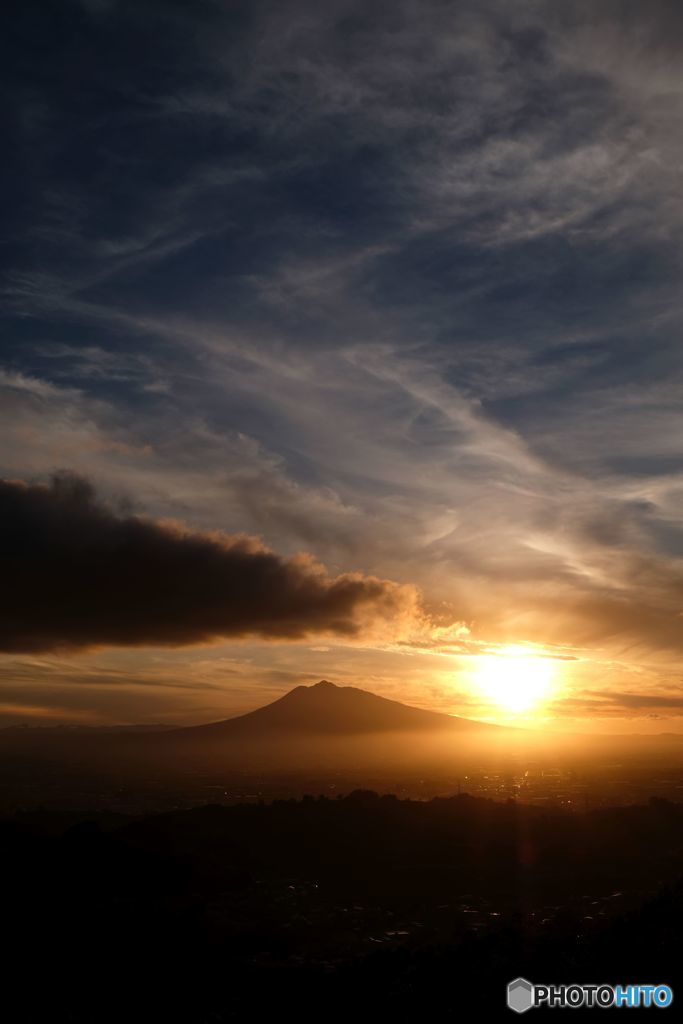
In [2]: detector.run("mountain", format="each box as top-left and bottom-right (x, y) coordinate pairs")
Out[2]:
(167, 680), (502, 740)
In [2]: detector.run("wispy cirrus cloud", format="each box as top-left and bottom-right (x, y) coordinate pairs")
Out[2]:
(2, 1), (683, 723)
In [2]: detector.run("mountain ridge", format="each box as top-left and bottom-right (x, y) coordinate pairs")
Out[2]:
(166, 679), (503, 739)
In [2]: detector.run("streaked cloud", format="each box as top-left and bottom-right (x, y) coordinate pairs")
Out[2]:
(2, 1), (683, 725)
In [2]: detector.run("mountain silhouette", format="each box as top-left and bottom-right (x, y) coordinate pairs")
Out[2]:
(168, 680), (502, 739)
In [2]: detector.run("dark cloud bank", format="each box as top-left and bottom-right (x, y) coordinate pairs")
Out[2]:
(0, 474), (418, 653)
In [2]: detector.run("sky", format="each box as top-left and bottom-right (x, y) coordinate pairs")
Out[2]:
(2, 0), (683, 731)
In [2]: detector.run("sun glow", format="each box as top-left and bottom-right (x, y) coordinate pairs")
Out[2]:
(473, 645), (556, 714)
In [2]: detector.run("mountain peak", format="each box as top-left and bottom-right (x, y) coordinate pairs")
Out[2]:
(171, 680), (501, 739)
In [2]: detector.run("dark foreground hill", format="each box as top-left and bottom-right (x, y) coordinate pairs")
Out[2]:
(3, 792), (683, 1021)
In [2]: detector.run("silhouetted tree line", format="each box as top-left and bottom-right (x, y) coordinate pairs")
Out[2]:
(2, 792), (682, 1021)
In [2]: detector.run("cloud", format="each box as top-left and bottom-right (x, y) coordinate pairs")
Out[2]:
(0, 473), (422, 653)
(4, 0), (683, 690)
(603, 692), (683, 710)
(552, 689), (683, 718)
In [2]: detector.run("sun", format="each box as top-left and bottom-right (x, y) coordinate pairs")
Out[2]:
(473, 645), (555, 714)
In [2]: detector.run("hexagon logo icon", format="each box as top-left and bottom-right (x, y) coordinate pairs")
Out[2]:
(507, 977), (534, 1013)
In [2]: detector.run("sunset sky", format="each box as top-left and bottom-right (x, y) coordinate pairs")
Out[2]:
(2, 1), (683, 731)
